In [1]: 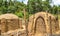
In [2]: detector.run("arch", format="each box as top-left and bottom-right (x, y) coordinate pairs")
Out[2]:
(34, 16), (46, 34)
(28, 12), (59, 35)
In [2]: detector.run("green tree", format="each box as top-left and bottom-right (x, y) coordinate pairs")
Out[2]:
(0, 0), (26, 14)
(27, 0), (52, 14)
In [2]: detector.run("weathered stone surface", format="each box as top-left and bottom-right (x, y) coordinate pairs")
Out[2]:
(1, 28), (26, 36)
(28, 12), (59, 36)
(0, 14), (22, 33)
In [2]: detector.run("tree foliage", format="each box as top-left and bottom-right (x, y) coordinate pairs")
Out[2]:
(0, 0), (26, 14)
(27, 0), (60, 14)
(0, 0), (60, 18)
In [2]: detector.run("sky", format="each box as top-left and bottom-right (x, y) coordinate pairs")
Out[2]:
(52, 0), (60, 5)
(18, 0), (60, 5)
(18, 0), (28, 4)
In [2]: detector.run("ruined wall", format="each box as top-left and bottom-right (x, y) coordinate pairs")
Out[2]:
(28, 12), (59, 36)
(1, 19), (7, 33)
(1, 19), (21, 33)
(0, 14), (22, 33)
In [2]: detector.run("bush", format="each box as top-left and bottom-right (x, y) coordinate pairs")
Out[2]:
(15, 11), (24, 18)
(15, 11), (32, 19)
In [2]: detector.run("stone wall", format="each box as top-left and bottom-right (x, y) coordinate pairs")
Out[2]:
(1, 19), (7, 33)
(1, 19), (22, 33)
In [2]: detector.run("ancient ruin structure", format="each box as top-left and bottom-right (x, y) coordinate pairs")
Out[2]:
(0, 12), (59, 36)
(28, 12), (59, 36)
(0, 14), (22, 33)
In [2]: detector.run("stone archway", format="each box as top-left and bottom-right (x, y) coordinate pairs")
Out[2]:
(28, 12), (59, 36)
(34, 16), (46, 34)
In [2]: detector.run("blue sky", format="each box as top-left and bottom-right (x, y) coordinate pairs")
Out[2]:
(18, 0), (60, 5)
